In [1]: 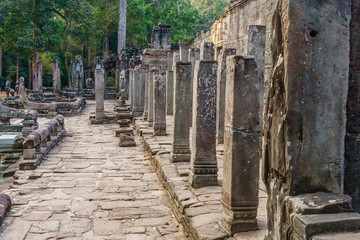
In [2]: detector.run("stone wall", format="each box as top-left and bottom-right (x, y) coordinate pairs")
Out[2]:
(193, 0), (277, 96)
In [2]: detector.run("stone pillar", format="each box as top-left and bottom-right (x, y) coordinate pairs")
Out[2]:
(200, 42), (214, 60)
(263, 1), (351, 239)
(189, 60), (218, 188)
(153, 71), (166, 136)
(166, 70), (174, 115)
(147, 69), (156, 127)
(345, 0), (360, 213)
(95, 64), (105, 121)
(129, 69), (133, 108)
(132, 68), (142, 116)
(33, 61), (43, 91)
(143, 69), (149, 120)
(139, 65), (146, 110)
(189, 48), (200, 78)
(221, 55), (261, 234)
(179, 39), (192, 61)
(52, 59), (61, 95)
(216, 49), (236, 144)
(172, 62), (192, 162)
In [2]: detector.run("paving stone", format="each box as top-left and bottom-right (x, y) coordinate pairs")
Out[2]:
(94, 219), (121, 236)
(57, 218), (91, 238)
(29, 220), (60, 233)
(71, 200), (98, 217)
(24, 211), (53, 221)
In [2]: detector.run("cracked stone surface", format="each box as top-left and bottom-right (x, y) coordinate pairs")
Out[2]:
(0, 100), (186, 240)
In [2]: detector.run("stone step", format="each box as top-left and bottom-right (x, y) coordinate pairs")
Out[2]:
(311, 231), (360, 240)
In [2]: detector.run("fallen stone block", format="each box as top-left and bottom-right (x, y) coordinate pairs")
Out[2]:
(115, 128), (133, 137)
(119, 134), (136, 147)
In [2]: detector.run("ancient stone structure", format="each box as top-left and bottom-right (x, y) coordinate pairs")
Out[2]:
(165, 70), (173, 116)
(147, 69), (156, 127)
(52, 59), (62, 95)
(263, 1), (353, 239)
(143, 69), (149, 120)
(216, 48), (236, 144)
(221, 55), (261, 234)
(153, 71), (166, 136)
(5, 81), (11, 98)
(172, 62), (192, 162)
(139, 65), (146, 112)
(94, 60), (105, 121)
(71, 56), (84, 94)
(33, 61), (43, 91)
(200, 42), (214, 60)
(345, 0), (360, 213)
(15, 80), (19, 95)
(150, 23), (172, 50)
(179, 39), (192, 61)
(189, 60), (218, 188)
(132, 67), (142, 117)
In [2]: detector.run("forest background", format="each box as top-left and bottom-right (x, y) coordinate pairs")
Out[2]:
(0, 0), (228, 89)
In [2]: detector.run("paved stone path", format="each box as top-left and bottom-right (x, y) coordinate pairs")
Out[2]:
(0, 100), (186, 240)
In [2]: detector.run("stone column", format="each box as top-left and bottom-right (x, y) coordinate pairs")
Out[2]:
(166, 70), (174, 115)
(221, 55), (261, 234)
(143, 69), (149, 120)
(172, 62), (192, 162)
(139, 65), (146, 110)
(33, 61), (43, 91)
(345, 0), (360, 213)
(263, 1), (351, 239)
(179, 39), (192, 61)
(95, 64), (105, 121)
(200, 42), (214, 60)
(189, 48), (200, 78)
(189, 60), (218, 188)
(216, 49), (236, 144)
(129, 69), (133, 108)
(153, 71), (166, 136)
(132, 67), (142, 116)
(148, 69), (156, 127)
(52, 59), (62, 95)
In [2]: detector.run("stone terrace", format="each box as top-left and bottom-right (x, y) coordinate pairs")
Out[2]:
(0, 100), (186, 240)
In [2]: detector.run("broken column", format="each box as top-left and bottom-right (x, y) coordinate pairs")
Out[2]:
(200, 42), (214, 60)
(179, 39), (192, 61)
(52, 59), (62, 95)
(95, 61), (105, 121)
(147, 69), (157, 127)
(221, 55), (261, 234)
(172, 62), (192, 162)
(33, 61), (43, 91)
(263, 1), (353, 239)
(189, 60), (218, 188)
(216, 48), (236, 144)
(143, 69), (149, 120)
(71, 56), (84, 94)
(153, 71), (166, 136)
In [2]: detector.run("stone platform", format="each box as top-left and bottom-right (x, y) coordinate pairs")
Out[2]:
(134, 116), (267, 239)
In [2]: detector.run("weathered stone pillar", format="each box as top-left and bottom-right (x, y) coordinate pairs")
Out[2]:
(95, 63), (105, 121)
(263, 1), (351, 239)
(139, 65), (146, 110)
(33, 61), (43, 91)
(221, 55), (261, 234)
(52, 59), (61, 95)
(345, 0), (360, 213)
(132, 67), (142, 117)
(172, 62), (192, 162)
(147, 69), (156, 127)
(179, 39), (192, 61)
(200, 42), (214, 60)
(189, 48), (200, 78)
(153, 71), (166, 136)
(216, 49), (236, 144)
(166, 70), (174, 115)
(189, 60), (218, 188)
(143, 69), (149, 120)
(129, 69), (134, 108)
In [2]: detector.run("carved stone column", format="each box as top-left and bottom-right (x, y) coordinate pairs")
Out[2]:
(153, 71), (166, 136)
(147, 69), (157, 127)
(172, 62), (192, 162)
(179, 39), (192, 61)
(221, 55), (261, 234)
(189, 60), (218, 188)
(143, 69), (149, 120)
(200, 42), (214, 60)
(95, 64), (105, 121)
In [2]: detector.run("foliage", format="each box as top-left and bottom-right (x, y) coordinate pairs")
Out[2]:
(0, 0), (229, 87)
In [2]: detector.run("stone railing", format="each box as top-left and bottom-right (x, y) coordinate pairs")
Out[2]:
(19, 114), (66, 170)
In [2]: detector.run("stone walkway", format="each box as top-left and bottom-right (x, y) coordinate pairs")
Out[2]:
(0, 100), (186, 240)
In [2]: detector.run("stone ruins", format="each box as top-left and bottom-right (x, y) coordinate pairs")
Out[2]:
(0, 0), (360, 239)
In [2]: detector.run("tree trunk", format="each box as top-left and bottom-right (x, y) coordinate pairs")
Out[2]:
(106, 31), (109, 59)
(28, 60), (32, 88)
(0, 43), (2, 77)
(118, 0), (127, 55)
(31, 52), (38, 89)
(87, 48), (91, 79)
(16, 50), (19, 81)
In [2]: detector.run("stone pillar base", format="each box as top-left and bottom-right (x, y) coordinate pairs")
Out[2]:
(189, 167), (218, 188)
(148, 121), (153, 127)
(221, 203), (258, 234)
(154, 123), (166, 136)
(143, 112), (148, 121)
(171, 148), (191, 162)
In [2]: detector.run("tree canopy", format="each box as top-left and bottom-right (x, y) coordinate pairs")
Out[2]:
(0, 0), (228, 88)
